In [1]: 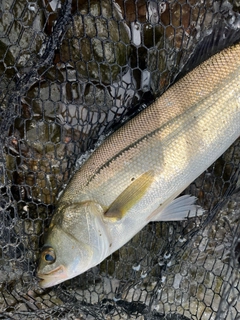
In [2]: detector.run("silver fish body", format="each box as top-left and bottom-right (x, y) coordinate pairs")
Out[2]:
(37, 44), (240, 288)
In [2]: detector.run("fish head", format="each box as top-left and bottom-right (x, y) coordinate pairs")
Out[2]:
(37, 202), (105, 288)
(37, 225), (94, 288)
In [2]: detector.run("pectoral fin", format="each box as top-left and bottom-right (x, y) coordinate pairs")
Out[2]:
(104, 171), (155, 221)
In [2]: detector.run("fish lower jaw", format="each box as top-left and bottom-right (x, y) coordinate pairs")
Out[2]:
(37, 265), (68, 288)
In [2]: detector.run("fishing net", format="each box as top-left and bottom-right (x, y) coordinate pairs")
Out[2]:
(0, 0), (240, 319)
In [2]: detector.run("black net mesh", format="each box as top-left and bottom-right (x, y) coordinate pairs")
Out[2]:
(0, 0), (240, 319)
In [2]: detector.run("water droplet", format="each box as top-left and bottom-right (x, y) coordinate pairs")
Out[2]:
(164, 252), (171, 259)
(132, 264), (141, 271)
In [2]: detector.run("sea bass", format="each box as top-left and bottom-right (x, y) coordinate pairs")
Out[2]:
(37, 44), (240, 288)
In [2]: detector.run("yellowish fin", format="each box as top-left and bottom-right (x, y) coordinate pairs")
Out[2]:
(104, 171), (155, 221)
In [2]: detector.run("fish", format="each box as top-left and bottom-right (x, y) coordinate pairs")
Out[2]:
(37, 43), (240, 288)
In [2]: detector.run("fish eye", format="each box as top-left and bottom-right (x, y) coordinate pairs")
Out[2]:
(45, 253), (54, 262)
(41, 247), (56, 264)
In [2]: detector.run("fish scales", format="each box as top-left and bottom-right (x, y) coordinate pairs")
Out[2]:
(37, 43), (240, 287)
(62, 44), (240, 205)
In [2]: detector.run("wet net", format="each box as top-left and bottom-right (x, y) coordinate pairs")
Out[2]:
(0, 0), (240, 319)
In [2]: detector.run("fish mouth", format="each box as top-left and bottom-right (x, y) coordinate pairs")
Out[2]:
(37, 265), (68, 288)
